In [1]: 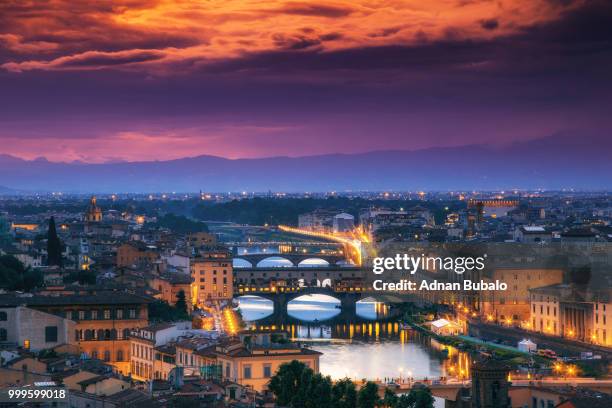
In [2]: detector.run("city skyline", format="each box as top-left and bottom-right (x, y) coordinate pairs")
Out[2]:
(1, 0), (611, 163)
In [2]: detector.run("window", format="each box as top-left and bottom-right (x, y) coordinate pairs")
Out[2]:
(117, 350), (124, 361)
(91, 310), (98, 320)
(104, 350), (111, 361)
(0, 328), (7, 341)
(78, 310), (85, 320)
(116, 309), (123, 319)
(129, 309), (136, 318)
(45, 326), (58, 343)
(0, 311), (7, 321)
(243, 365), (252, 379)
(226, 363), (231, 378)
(104, 310), (111, 319)
(263, 364), (272, 378)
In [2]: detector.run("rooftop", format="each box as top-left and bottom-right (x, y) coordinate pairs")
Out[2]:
(0, 291), (153, 307)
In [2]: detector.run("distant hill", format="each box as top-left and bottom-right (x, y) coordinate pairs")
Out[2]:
(0, 132), (610, 192)
(0, 184), (24, 195)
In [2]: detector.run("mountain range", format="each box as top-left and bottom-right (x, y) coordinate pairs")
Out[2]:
(1, 132), (610, 193)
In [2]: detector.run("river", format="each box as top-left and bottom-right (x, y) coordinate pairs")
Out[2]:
(236, 294), (471, 406)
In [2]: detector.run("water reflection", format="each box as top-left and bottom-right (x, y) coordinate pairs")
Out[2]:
(287, 294), (341, 321)
(236, 295), (273, 320)
(238, 295), (466, 408)
(356, 297), (390, 320)
(236, 294), (390, 322)
(238, 296), (471, 382)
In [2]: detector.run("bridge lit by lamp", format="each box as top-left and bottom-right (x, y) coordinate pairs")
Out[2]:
(277, 225), (365, 266)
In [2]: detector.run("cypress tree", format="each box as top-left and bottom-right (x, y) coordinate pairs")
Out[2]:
(47, 217), (63, 267)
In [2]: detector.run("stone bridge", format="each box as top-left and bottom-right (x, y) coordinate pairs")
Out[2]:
(232, 253), (347, 268)
(239, 286), (363, 324)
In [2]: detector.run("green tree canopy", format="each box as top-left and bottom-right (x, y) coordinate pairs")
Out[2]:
(0, 255), (43, 291)
(269, 360), (338, 408)
(150, 214), (208, 234)
(332, 378), (357, 408)
(357, 381), (380, 408)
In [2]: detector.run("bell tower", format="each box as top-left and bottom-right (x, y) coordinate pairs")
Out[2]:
(85, 196), (102, 222)
(471, 359), (510, 408)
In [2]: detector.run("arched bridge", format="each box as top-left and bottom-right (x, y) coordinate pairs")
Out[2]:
(232, 253), (348, 268)
(240, 286), (362, 319)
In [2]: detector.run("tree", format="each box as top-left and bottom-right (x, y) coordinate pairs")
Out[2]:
(148, 300), (189, 322)
(402, 385), (434, 408)
(0, 255), (43, 291)
(269, 360), (333, 408)
(357, 381), (380, 408)
(307, 372), (333, 408)
(175, 289), (188, 317)
(269, 360), (310, 406)
(332, 378), (357, 408)
(47, 217), (63, 267)
(63, 270), (96, 285)
(150, 214), (208, 234)
(382, 388), (398, 407)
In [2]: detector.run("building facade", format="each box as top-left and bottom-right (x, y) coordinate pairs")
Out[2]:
(116, 242), (159, 268)
(0, 306), (75, 351)
(191, 250), (233, 305)
(214, 331), (321, 392)
(529, 285), (612, 345)
(0, 292), (151, 375)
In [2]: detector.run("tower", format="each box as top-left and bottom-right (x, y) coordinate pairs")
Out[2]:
(85, 196), (102, 222)
(471, 359), (510, 408)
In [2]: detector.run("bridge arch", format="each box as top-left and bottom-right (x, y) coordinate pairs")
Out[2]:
(298, 258), (330, 268)
(233, 258), (253, 268)
(256, 256), (294, 268)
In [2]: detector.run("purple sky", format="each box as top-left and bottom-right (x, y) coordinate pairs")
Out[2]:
(1, 0), (611, 163)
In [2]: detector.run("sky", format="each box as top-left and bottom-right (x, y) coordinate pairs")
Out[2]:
(1, 0), (611, 163)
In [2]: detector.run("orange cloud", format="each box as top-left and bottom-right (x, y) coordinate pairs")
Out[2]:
(0, 0), (584, 73)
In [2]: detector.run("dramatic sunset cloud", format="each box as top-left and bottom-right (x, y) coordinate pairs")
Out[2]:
(0, 0), (585, 73)
(0, 0), (611, 163)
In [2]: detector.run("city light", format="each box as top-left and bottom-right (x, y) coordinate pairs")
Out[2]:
(278, 225), (365, 265)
